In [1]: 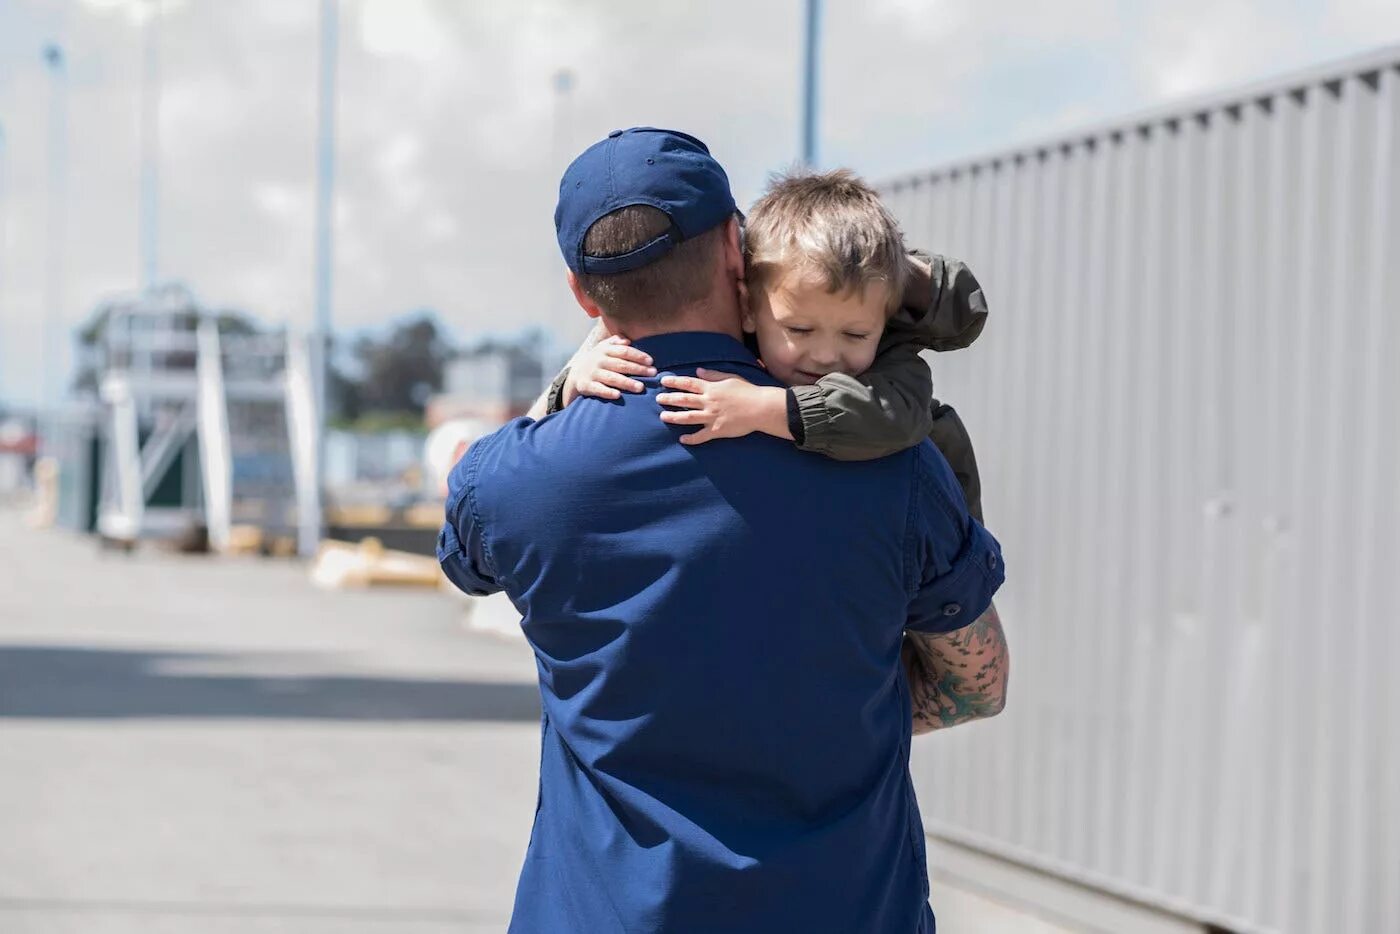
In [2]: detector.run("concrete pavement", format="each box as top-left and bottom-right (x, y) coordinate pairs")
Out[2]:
(0, 506), (1084, 933)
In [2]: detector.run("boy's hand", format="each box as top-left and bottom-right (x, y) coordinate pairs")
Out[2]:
(564, 336), (657, 404)
(657, 369), (791, 445)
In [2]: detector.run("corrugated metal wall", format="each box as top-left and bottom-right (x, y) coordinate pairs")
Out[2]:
(885, 47), (1400, 934)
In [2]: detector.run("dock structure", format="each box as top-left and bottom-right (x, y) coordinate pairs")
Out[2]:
(58, 284), (320, 552)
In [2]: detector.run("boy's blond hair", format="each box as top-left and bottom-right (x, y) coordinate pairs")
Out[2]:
(744, 168), (907, 314)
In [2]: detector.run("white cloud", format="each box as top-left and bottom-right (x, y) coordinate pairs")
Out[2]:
(1132, 1), (1305, 99)
(358, 0), (449, 63)
(252, 181), (304, 220)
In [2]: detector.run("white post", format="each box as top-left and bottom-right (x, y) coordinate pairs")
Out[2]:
(310, 0), (339, 547)
(106, 380), (144, 540)
(196, 319), (232, 551)
(285, 331), (322, 557)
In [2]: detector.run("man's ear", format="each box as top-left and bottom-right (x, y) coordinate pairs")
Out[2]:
(567, 270), (603, 319)
(739, 280), (759, 334)
(719, 214), (751, 322)
(721, 215), (745, 279)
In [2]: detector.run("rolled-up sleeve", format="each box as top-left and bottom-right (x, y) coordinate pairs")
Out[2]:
(904, 443), (1004, 633)
(437, 443), (502, 597)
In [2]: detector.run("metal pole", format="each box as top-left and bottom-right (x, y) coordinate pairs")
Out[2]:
(139, 0), (162, 292)
(801, 0), (822, 168)
(549, 68), (575, 374)
(0, 124), (8, 403)
(42, 43), (69, 413)
(307, 0), (338, 553)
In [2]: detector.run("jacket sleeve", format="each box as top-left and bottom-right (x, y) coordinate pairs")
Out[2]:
(901, 250), (989, 353)
(436, 441), (502, 597)
(789, 323), (934, 461)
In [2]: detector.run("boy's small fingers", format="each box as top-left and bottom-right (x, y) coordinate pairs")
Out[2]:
(604, 345), (651, 364)
(678, 428), (714, 445)
(660, 375), (705, 393)
(694, 367), (725, 380)
(588, 381), (622, 400)
(660, 409), (707, 425)
(656, 392), (704, 409)
(598, 371), (645, 393)
(598, 358), (656, 377)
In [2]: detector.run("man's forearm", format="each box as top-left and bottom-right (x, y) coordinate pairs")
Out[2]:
(902, 604), (1008, 734)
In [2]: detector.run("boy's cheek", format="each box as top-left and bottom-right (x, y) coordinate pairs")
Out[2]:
(848, 346), (880, 375)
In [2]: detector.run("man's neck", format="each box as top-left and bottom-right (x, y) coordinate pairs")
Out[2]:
(605, 304), (743, 343)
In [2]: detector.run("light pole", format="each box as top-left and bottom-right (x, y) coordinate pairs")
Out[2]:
(138, 0), (162, 292)
(42, 43), (69, 414)
(0, 121), (7, 403)
(0, 123), (8, 404)
(801, 0), (822, 168)
(548, 68), (575, 370)
(306, 0), (339, 554)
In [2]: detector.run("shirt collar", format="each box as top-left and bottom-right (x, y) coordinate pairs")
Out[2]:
(629, 331), (759, 371)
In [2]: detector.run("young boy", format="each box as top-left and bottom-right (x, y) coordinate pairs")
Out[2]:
(539, 168), (988, 522)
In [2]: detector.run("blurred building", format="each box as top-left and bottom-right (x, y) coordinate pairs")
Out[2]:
(427, 334), (546, 427)
(882, 46), (1399, 934)
(51, 284), (304, 545)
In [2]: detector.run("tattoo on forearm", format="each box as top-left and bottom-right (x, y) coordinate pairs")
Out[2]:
(902, 604), (1008, 734)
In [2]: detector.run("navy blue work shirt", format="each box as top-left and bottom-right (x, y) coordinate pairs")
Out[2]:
(438, 332), (1004, 934)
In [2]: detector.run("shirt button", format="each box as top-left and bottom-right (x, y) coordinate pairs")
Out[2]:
(942, 603), (962, 617)
(986, 552), (998, 570)
(608, 129), (624, 138)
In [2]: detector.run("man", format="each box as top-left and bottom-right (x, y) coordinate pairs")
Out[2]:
(439, 127), (1009, 933)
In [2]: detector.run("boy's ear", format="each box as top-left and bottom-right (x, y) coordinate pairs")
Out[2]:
(566, 270), (603, 319)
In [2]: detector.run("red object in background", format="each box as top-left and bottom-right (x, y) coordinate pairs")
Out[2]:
(0, 421), (38, 456)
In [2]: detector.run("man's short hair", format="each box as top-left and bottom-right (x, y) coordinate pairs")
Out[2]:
(574, 206), (727, 326)
(745, 169), (907, 314)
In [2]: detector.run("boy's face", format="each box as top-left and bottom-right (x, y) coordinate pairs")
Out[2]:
(743, 269), (889, 386)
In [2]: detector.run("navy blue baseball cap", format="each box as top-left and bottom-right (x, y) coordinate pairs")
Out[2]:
(555, 127), (738, 276)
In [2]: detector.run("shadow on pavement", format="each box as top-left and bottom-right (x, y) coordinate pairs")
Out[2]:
(0, 646), (541, 722)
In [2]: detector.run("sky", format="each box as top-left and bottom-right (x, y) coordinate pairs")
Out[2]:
(0, 0), (1398, 406)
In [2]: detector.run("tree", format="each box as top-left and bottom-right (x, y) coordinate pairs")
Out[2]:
(339, 312), (451, 419)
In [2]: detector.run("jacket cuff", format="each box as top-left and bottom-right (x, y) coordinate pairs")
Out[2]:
(785, 389), (806, 445)
(789, 383), (834, 453)
(545, 367), (571, 415)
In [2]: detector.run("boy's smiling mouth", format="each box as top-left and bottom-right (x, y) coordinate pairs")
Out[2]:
(794, 368), (834, 383)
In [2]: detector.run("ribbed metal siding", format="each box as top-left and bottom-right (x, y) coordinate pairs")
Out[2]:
(885, 49), (1400, 934)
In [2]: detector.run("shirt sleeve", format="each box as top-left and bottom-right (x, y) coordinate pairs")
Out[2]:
(904, 442), (1005, 634)
(436, 441), (503, 597)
